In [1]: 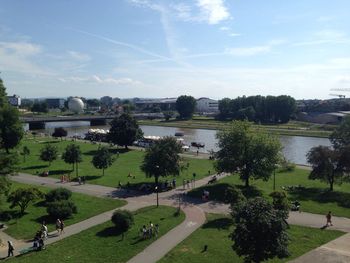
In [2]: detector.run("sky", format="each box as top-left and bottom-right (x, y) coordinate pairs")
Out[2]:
(0, 0), (350, 100)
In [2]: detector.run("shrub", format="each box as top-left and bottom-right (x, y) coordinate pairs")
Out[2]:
(279, 157), (296, 172)
(111, 210), (134, 239)
(224, 185), (246, 204)
(47, 200), (77, 219)
(45, 188), (72, 203)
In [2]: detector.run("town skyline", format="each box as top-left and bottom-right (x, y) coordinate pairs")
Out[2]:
(1, 0), (350, 99)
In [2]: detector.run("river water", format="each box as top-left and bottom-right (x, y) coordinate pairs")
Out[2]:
(24, 121), (331, 165)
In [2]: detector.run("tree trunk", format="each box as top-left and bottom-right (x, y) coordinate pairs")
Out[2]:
(330, 180), (334, 191)
(76, 162), (79, 177)
(103, 168), (105, 176)
(155, 176), (159, 207)
(72, 162), (75, 171)
(245, 177), (250, 188)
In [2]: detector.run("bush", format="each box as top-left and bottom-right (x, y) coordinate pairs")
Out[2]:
(224, 185), (246, 204)
(45, 188), (72, 203)
(47, 200), (77, 219)
(111, 210), (134, 234)
(278, 157), (296, 172)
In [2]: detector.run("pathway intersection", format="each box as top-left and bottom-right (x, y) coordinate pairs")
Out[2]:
(1, 172), (349, 262)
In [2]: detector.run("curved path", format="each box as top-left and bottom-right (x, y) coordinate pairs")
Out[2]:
(5, 172), (350, 262)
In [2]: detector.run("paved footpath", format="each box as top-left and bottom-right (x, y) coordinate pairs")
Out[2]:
(6, 172), (350, 262)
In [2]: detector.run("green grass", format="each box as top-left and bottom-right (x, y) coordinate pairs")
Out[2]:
(188, 168), (350, 218)
(138, 119), (333, 138)
(159, 214), (344, 263)
(0, 181), (126, 240)
(9, 206), (185, 263)
(19, 137), (214, 188)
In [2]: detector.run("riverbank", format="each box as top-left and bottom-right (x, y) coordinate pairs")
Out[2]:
(138, 119), (334, 138)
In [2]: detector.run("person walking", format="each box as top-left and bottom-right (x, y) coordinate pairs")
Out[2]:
(326, 211), (333, 226)
(155, 223), (159, 238)
(56, 219), (61, 235)
(82, 176), (86, 184)
(7, 241), (14, 257)
(41, 222), (48, 239)
(60, 220), (65, 234)
(78, 176), (82, 185)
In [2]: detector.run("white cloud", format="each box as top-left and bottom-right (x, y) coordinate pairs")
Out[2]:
(196, 0), (231, 24)
(225, 46), (271, 56)
(293, 29), (349, 46)
(219, 26), (230, 31)
(67, 51), (91, 62)
(59, 75), (143, 86)
(229, 32), (241, 37)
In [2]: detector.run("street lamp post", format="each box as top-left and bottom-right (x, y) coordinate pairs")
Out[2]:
(155, 165), (159, 207)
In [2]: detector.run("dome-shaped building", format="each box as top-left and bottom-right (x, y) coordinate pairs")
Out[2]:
(68, 97), (84, 113)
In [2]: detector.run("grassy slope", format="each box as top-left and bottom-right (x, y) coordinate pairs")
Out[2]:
(10, 206), (185, 263)
(19, 137), (214, 188)
(159, 214), (344, 263)
(1, 181), (126, 240)
(188, 168), (350, 218)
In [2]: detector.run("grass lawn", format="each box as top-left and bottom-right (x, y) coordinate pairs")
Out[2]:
(9, 206), (185, 263)
(159, 214), (344, 263)
(0, 181), (126, 240)
(19, 137), (214, 188)
(188, 168), (350, 218)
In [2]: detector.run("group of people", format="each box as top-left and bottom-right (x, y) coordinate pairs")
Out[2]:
(55, 219), (65, 235)
(140, 221), (159, 240)
(60, 175), (71, 183)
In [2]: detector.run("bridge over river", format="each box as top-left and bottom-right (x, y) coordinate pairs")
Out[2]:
(20, 115), (117, 130)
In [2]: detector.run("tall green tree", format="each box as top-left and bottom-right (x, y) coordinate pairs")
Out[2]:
(91, 146), (114, 176)
(0, 78), (7, 107)
(307, 146), (346, 191)
(62, 144), (82, 177)
(0, 176), (11, 207)
(231, 197), (289, 263)
(330, 116), (350, 149)
(108, 113), (143, 149)
(21, 146), (30, 163)
(176, 95), (196, 119)
(141, 137), (182, 207)
(39, 144), (58, 166)
(0, 103), (24, 153)
(111, 210), (134, 240)
(215, 121), (281, 187)
(52, 127), (68, 141)
(7, 187), (43, 215)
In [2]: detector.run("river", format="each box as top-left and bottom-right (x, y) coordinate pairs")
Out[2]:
(24, 121), (331, 165)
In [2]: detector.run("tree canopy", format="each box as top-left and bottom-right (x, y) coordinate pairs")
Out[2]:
(218, 95), (296, 123)
(7, 187), (43, 215)
(231, 197), (289, 263)
(31, 101), (48, 113)
(111, 210), (134, 240)
(141, 137), (182, 206)
(330, 116), (350, 149)
(52, 127), (68, 140)
(91, 146), (114, 176)
(62, 144), (82, 176)
(108, 113), (143, 149)
(40, 144), (58, 166)
(176, 95), (196, 119)
(215, 121), (281, 187)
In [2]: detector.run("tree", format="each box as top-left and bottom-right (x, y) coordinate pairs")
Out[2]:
(163, 111), (174, 121)
(91, 146), (114, 176)
(108, 113), (143, 149)
(86, 99), (100, 109)
(307, 146), (346, 191)
(224, 185), (246, 205)
(39, 144), (58, 166)
(47, 200), (77, 219)
(330, 116), (350, 149)
(111, 210), (134, 240)
(45, 188), (72, 203)
(215, 121), (281, 187)
(231, 197), (289, 263)
(141, 137), (182, 207)
(0, 176), (11, 206)
(62, 144), (82, 177)
(21, 146), (30, 162)
(31, 102), (48, 113)
(0, 78), (7, 107)
(7, 187), (43, 215)
(269, 191), (290, 223)
(0, 152), (19, 175)
(176, 95), (196, 119)
(0, 103), (24, 153)
(52, 127), (68, 140)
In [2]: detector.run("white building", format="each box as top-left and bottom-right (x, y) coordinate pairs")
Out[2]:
(196, 97), (219, 113)
(7, 95), (21, 107)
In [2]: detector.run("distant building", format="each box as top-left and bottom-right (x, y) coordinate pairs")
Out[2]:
(297, 111), (350, 124)
(7, 94), (21, 107)
(135, 98), (177, 111)
(46, 98), (65, 109)
(196, 97), (219, 113)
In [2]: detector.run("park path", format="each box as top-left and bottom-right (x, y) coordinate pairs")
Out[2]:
(5, 172), (350, 263)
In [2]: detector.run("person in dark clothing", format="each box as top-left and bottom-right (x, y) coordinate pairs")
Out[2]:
(7, 241), (14, 257)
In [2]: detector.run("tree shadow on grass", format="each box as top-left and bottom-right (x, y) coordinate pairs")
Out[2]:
(83, 148), (129, 156)
(96, 226), (123, 237)
(202, 217), (233, 230)
(48, 169), (72, 176)
(22, 165), (47, 170)
(288, 187), (350, 209)
(0, 210), (22, 221)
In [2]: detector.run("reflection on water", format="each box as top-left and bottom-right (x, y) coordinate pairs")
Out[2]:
(24, 122), (331, 165)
